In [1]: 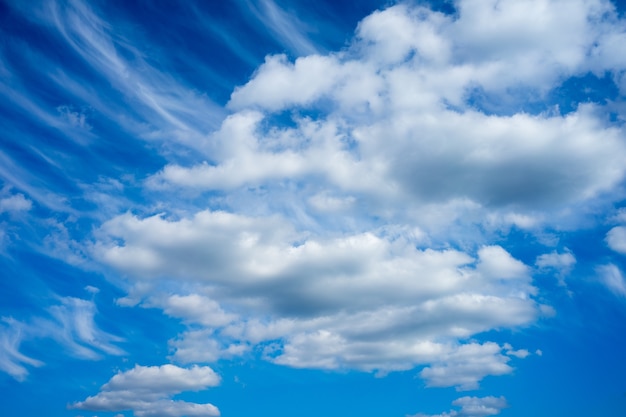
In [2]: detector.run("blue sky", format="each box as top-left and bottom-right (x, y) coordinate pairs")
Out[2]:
(1, 0), (626, 416)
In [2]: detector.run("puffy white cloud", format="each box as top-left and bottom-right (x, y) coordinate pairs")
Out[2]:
(229, 55), (341, 111)
(72, 364), (220, 417)
(0, 193), (32, 213)
(410, 395), (508, 417)
(536, 251), (576, 271)
(152, 0), (626, 228)
(152, 294), (238, 328)
(169, 329), (249, 363)
(419, 343), (512, 391)
(606, 226), (626, 255)
(66, 0), (626, 405)
(93, 210), (538, 389)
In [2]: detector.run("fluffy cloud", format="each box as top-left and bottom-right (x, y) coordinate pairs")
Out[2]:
(536, 251), (576, 271)
(411, 395), (508, 417)
(606, 226), (626, 255)
(72, 364), (220, 417)
(92, 210), (539, 388)
(151, 1), (626, 233)
(0, 193), (32, 213)
(69, 0), (626, 406)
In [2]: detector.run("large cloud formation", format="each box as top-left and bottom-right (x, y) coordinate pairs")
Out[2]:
(5, 0), (624, 415)
(91, 0), (626, 397)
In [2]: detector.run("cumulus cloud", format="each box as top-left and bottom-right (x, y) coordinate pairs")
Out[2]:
(47, 0), (626, 407)
(153, 294), (238, 327)
(410, 395), (508, 417)
(0, 193), (32, 213)
(72, 364), (220, 417)
(151, 1), (626, 233)
(536, 251), (576, 271)
(606, 226), (626, 255)
(92, 210), (538, 389)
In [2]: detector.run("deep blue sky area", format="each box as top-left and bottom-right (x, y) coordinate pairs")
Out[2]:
(1, 1), (626, 416)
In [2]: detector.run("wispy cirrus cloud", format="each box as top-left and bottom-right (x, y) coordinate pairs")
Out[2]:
(0, 294), (123, 381)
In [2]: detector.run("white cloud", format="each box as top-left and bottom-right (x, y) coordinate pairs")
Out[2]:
(536, 250), (577, 285)
(419, 343), (512, 391)
(241, 0), (318, 56)
(33, 296), (125, 359)
(169, 329), (249, 363)
(72, 364), (220, 417)
(503, 343), (530, 359)
(154, 5), (626, 225)
(31, 0), (626, 406)
(0, 318), (43, 381)
(0, 193), (32, 213)
(410, 395), (508, 417)
(153, 294), (238, 327)
(230, 54), (340, 111)
(0, 296), (123, 381)
(453, 396), (508, 417)
(57, 105), (92, 130)
(597, 264), (626, 297)
(606, 226), (626, 255)
(92, 210), (538, 389)
(536, 251), (576, 271)
(308, 192), (356, 213)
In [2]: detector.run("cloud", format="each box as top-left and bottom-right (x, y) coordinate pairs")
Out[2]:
(156, 2), (626, 228)
(56, 105), (92, 130)
(597, 264), (626, 297)
(536, 250), (577, 285)
(5, 0), (624, 412)
(410, 395), (508, 417)
(606, 226), (626, 255)
(536, 251), (576, 271)
(240, 0), (319, 56)
(419, 343), (513, 391)
(0, 296), (123, 380)
(5, 0), (225, 151)
(40, 0), (624, 405)
(92, 210), (539, 389)
(33, 296), (125, 359)
(72, 364), (220, 417)
(153, 294), (238, 327)
(0, 318), (43, 381)
(0, 193), (32, 213)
